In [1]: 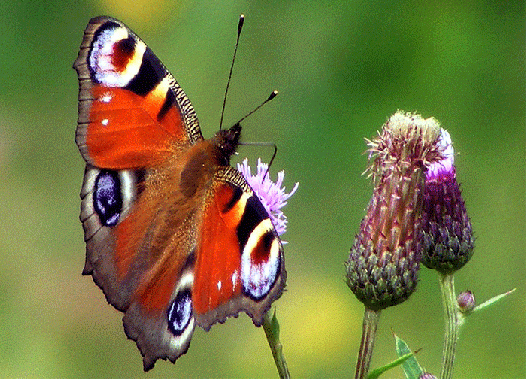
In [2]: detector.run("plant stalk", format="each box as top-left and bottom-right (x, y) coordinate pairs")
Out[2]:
(263, 310), (290, 379)
(355, 307), (382, 379)
(439, 273), (465, 379)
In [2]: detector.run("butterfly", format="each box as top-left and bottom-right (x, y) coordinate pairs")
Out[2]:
(73, 16), (286, 371)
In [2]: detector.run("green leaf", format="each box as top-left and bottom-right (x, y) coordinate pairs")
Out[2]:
(395, 334), (423, 379)
(473, 288), (516, 313)
(264, 309), (280, 338)
(367, 352), (414, 379)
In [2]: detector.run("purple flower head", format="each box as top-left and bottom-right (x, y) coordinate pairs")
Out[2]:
(237, 158), (299, 237)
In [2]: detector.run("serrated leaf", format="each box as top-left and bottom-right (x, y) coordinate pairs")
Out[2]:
(395, 334), (423, 379)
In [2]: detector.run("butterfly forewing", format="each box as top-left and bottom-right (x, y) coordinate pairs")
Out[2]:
(193, 167), (286, 329)
(74, 16), (202, 169)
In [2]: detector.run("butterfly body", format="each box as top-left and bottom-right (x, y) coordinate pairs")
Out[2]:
(74, 16), (285, 370)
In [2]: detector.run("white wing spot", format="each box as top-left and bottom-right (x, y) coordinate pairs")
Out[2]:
(100, 94), (112, 103)
(101, 119), (109, 126)
(217, 281), (222, 291)
(232, 271), (238, 289)
(241, 219), (280, 299)
(89, 26), (146, 87)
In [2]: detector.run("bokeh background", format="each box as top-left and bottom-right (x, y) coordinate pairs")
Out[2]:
(1, 1), (524, 378)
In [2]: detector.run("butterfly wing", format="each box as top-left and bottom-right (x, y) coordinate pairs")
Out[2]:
(193, 167), (286, 329)
(74, 16), (202, 170)
(74, 16), (202, 314)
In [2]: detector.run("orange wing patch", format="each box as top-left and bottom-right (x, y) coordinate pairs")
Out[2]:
(192, 183), (248, 315)
(84, 85), (186, 169)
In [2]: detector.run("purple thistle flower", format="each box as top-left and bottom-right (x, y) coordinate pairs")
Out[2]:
(421, 128), (474, 274)
(237, 158), (299, 237)
(346, 111), (444, 310)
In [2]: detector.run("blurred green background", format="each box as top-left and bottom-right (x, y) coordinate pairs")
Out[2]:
(1, 0), (524, 378)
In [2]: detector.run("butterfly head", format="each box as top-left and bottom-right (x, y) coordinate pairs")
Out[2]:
(212, 123), (242, 165)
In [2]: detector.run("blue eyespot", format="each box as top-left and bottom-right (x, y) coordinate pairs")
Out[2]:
(167, 289), (193, 336)
(94, 170), (122, 227)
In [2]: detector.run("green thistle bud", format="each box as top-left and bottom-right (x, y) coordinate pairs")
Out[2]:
(346, 112), (443, 310)
(421, 128), (474, 274)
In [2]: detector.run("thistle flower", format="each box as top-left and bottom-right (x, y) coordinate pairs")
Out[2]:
(421, 128), (474, 274)
(237, 158), (299, 237)
(346, 112), (443, 310)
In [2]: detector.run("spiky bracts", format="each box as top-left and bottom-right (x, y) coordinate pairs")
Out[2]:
(421, 129), (474, 274)
(346, 112), (443, 310)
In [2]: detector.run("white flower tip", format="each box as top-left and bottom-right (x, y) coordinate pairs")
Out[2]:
(426, 128), (455, 180)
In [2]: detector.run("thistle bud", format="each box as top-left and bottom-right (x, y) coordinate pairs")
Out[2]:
(457, 290), (475, 313)
(421, 129), (474, 274)
(346, 112), (443, 310)
(419, 373), (438, 379)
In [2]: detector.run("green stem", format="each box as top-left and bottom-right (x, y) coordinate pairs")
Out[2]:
(439, 273), (465, 379)
(355, 307), (382, 379)
(263, 310), (290, 379)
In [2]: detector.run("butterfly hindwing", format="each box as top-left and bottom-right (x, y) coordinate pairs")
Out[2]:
(80, 165), (144, 309)
(123, 254), (197, 371)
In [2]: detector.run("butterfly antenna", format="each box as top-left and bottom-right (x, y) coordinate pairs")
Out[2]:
(240, 141), (278, 179)
(236, 90), (279, 178)
(264, 143), (278, 180)
(235, 90), (278, 125)
(219, 14), (245, 130)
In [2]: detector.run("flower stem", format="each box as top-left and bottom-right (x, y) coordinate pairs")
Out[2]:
(355, 307), (381, 379)
(263, 310), (290, 379)
(439, 273), (465, 379)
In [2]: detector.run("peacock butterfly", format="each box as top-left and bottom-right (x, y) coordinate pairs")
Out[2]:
(73, 16), (286, 371)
